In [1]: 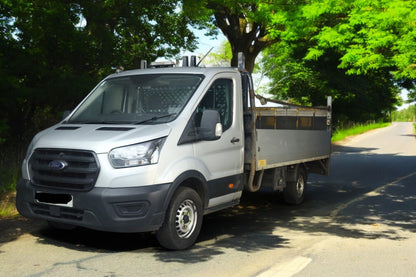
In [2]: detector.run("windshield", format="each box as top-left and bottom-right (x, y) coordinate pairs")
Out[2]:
(67, 74), (204, 124)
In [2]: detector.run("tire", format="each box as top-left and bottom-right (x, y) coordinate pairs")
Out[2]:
(156, 187), (203, 250)
(284, 167), (307, 205)
(48, 221), (76, 230)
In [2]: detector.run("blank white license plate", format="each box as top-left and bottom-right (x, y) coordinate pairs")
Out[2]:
(35, 192), (73, 207)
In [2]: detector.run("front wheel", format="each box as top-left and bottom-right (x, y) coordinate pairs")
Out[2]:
(156, 187), (203, 250)
(284, 167), (307, 205)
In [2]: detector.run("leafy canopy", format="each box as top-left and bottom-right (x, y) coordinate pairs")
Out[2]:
(303, 0), (416, 80)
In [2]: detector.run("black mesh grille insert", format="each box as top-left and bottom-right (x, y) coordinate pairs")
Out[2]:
(29, 149), (99, 191)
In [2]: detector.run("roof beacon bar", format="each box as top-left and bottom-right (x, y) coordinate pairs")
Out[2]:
(182, 56), (189, 67)
(190, 56), (197, 67)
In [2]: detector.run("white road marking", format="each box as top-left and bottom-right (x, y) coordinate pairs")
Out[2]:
(256, 256), (312, 277)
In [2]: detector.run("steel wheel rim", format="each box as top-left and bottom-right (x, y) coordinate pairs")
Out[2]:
(296, 175), (305, 197)
(175, 199), (197, 239)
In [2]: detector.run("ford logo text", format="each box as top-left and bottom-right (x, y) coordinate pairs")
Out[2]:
(48, 160), (68, 170)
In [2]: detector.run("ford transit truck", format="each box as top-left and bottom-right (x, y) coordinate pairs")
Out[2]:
(16, 55), (332, 250)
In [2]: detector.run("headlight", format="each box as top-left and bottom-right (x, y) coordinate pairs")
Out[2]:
(109, 137), (166, 168)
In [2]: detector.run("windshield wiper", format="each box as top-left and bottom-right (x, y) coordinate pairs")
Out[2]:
(134, 113), (176, 125)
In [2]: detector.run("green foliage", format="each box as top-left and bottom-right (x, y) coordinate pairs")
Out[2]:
(205, 40), (233, 66)
(303, 0), (416, 79)
(0, 141), (25, 196)
(0, 167), (19, 196)
(263, 44), (399, 125)
(408, 89), (416, 103)
(0, 119), (9, 144)
(259, 0), (416, 125)
(391, 105), (416, 122)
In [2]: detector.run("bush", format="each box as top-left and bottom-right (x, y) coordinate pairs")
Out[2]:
(0, 142), (27, 196)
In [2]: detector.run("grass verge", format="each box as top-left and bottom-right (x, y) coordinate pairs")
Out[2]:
(331, 122), (391, 142)
(0, 191), (19, 218)
(0, 143), (24, 219)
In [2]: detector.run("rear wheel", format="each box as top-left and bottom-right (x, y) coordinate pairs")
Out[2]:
(284, 167), (307, 205)
(156, 187), (203, 250)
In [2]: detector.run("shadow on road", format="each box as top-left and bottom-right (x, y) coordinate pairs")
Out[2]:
(2, 144), (416, 263)
(303, 145), (416, 240)
(401, 134), (416, 138)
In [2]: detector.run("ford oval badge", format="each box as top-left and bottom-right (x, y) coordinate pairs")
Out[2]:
(48, 160), (68, 170)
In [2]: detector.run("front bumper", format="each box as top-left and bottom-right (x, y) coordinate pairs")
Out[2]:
(16, 178), (170, 233)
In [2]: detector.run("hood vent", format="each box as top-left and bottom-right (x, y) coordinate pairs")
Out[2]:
(55, 126), (80, 130)
(96, 127), (134, 131)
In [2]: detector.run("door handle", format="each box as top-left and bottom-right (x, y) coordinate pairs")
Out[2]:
(231, 137), (240, 144)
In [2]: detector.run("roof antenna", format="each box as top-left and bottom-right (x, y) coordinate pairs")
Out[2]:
(196, 47), (214, 66)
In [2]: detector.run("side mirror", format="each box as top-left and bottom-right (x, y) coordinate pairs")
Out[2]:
(198, 110), (222, 140)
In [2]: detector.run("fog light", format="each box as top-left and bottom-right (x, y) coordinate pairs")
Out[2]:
(113, 201), (149, 217)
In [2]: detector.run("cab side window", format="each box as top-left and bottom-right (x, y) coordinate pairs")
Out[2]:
(178, 78), (234, 145)
(195, 78), (233, 131)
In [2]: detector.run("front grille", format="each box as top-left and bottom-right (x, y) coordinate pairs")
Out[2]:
(29, 149), (99, 191)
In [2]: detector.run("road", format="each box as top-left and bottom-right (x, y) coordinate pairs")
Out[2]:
(1, 122), (415, 277)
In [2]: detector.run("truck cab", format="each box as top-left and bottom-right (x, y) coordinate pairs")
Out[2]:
(17, 66), (249, 249)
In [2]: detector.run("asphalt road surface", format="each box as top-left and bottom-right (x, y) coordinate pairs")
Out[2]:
(1, 122), (415, 277)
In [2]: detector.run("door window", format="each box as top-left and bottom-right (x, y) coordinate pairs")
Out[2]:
(179, 78), (234, 144)
(195, 78), (233, 131)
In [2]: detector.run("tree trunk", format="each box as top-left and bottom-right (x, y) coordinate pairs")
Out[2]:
(210, 5), (278, 74)
(230, 49), (258, 74)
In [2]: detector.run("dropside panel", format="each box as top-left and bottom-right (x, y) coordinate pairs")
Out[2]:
(256, 129), (331, 170)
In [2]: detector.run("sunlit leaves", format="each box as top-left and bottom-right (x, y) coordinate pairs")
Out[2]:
(304, 0), (416, 79)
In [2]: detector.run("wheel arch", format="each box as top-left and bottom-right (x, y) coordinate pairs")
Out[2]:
(286, 163), (307, 183)
(162, 170), (208, 213)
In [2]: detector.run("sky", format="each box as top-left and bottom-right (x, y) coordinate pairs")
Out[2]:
(399, 89), (410, 110)
(181, 28), (227, 60)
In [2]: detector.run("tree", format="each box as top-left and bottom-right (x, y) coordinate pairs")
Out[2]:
(183, 0), (307, 73)
(392, 105), (416, 122)
(260, 0), (416, 124)
(263, 44), (400, 124)
(0, 0), (198, 143)
(408, 90), (416, 104)
(205, 40), (232, 66)
(79, 0), (198, 70)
